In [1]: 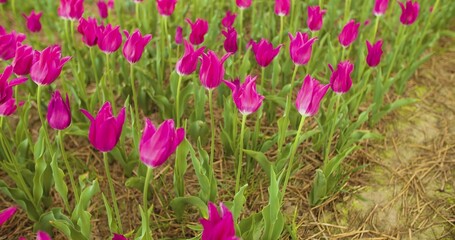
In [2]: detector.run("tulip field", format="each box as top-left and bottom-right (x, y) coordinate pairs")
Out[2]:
(1, 0), (455, 239)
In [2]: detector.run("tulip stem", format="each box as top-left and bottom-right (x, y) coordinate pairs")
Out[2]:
(175, 74), (183, 127)
(208, 89), (216, 197)
(142, 167), (153, 240)
(344, 0), (351, 23)
(58, 131), (79, 203)
(130, 64), (140, 128)
(279, 16), (284, 45)
(103, 152), (123, 234)
(36, 86), (51, 144)
(239, 9), (244, 56)
(260, 67), (266, 91)
(324, 94), (341, 161)
(384, 26), (404, 87)
(11, 0), (16, 16)
(371, 16), (380, 41)
(288, 65), (299, 97)
(90, 47), (99, 87)
(235, 114), (247, 193)
(319, 0), (323, 7)
(281, 115), (305, 201)
(135, 3), (140, 28)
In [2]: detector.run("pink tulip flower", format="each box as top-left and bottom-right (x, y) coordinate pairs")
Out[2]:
(186, 18), (209, 45)
(156, 0), (177, 17)
(221, 11), (237, 29)
(248, 39), (282, 68)
(373, 0), (389, 16)
(199, 51), (231, 90)
(329, 61), (354, 94)
(222, 27), (238, 53)
(37, 231), (52, 240)
(175, 26), (183, 44)
(176, 40), (205, 76)
(0, 26), (26, 61)
(47, 90), (71, 130)
(123, 30), (152, 64)
(0, 206), (17, 226)
(30, 45), (71, 86)
(338, 20), (360, 47)
(307, 6), (326, 31)
(23, 11), (43, 32)
(224, 75), (264, 115)
(274, 0), (290, 16)
(12, 44), (37, 76)
(139, 119), (185, 168)
(78, 17), (102, 47)
(199, 202), (239, 240)
(97, 24), (122, 54)
(399, 0), (420, 25)
(97, 0), (108, 19)
(288, 32), (317, 66)
(295, 75), (330, 116)
(58, 0), (84, 20)
(80, 102), (126, 152)
(236, 0), (252, 9)
(366, 40), (383, 67)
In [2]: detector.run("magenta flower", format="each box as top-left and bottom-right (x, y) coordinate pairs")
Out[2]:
(112, 234), (128, 240)
(97, 0), (108, 19)
(108, 0), (114, 8)
(338, 20), (360, 47)
(176, 40), (205, 76)
(222, 28), (238, 53)
(80, 102), (126, 152)
(58, 0), (84, 20)
(36, 231), (52, 240)
(329, 61), (354, 94)
(30, 45), (71, 86)
(295, 75), (330, 117)
(274, 0), (290, 16)
(12, 44), (37, 76)
(47, 90), (71, 130)
(0, 206), (17, 226)
(97, 24), (122, 54)
(221, 11), (237, 29)
(366, 40), (383, 67)
(224, 75), (264, 115)
(307, 6), (326, 31)
(77, 17), (102, 47)
(399, 0), (420, 25)
(186, 18), (209, 45)
(0, 27), (26, 61)
(288, 32), (317, 66)
(249, 39), (282, 68)
(199, 51), (231, 90)
(199, 202), (239, 240)
(0, 98), (22, 116)
(236, 0), (252, 9)
(22, 11), (43, 32)
(175, 26), (183, 45)
(373, 0), (389, 16)
(139, 119), (185, 168)
(0, 66), (26, 116)
(123, 30), (152, 64)
(156, 0), (177, 17)
(0, 0), (6, 4)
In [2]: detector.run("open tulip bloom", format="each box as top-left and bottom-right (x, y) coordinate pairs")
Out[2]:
(176, 40), (205, 76)
(22, 11), (43, 32)
(1, 65), (28, 104)
(97, 24), (122, 54)
(224, 75), (264, 115)
(78, 17), (102, 47)
(30, 45), (71, 86)
(0, 27), (26, 61)
(186, 18), (209, 45)
(366, 40), (384, 67)
(249, 39), (282, 68)
(139, 119), (185, 168)
(123, 30), (152, 64)
(274, 0), (290, 16)
(288, 32), (317, 66)
(199, 202), (239, 240)
(399, 0), (420, 25)
(80, 102), (126, 152)
(199, 51), (232, 90)
(58, 0), (84, 20)
(296, 75), (330, 117)
(221, 11), (237, 29)
(12, 44), (36, 76)
(307, 6), (326, 31)
(156, 0), (178, 17)
(373, 0), (389, 16)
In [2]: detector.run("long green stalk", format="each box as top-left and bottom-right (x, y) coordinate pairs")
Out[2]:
(175, 74), (183, 127)
(142, 167), (153, 240)
(208, 89), (216, 193)
(324, 94), (341, 161)
(58, 131), (79, 202)
(130, 64), (140, 128)
(235, 114), (247, 193)
(103, 152), (123, 234)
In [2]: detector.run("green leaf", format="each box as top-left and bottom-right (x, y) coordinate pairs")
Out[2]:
(174, 139), (190, 197)
(232, 184), (248, 222)
(33, 127), (46, 159)
(33, 152), (47, 207)
(309, 169), (328, 206)
(125, 176), (145, 192)
(50, 152), (69, 211)
(170, 196), (208, 220)
(243, 150), (273, 178)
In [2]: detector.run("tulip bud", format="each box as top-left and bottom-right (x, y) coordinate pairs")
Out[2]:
(186, 18), (209, 45)
(274, 0), (290, 16)
(0, 206), (17, 226)
(22, 11), (43, 32)
(112, 234), (128, 240)
(366, 40), (383, 67)
(47, 90), (71, 130)
(175, 26), (183, 45)
(80, 102), (126, 152)
(373, 0), (389, 16)
(338, 20), (360, 47)
(139, 119), (185, 168)
(108, 0), (114, 8)
(222, 27), (238, 53)
(123, 30), (152, 64)
(156, 0), (177, 17)
(30, 45), (71, 86)
(236, 0), (252, 9)
(58, 0), (84, 20)
(224, 76), (264, 115)
(77, 17), (102, 47)
(295, 75), (330, 116)
(288, 32), (317, 66)
(12, 44), (36, 76)
(329, 61), (354, 94)
(176, 40), (205, 76)
(200, 202), (239, 240)
(307, 6), (326, 31)
(37, 231), (52, 240)
(221, 11), (237, 29)
(399, 0), (420, 25)
(97, 0), (108, 19)
(249, 39), (282, 68)
(199, 51), (231, 90)
(97, 24), (122, 54)
(0, 27), (26, 61)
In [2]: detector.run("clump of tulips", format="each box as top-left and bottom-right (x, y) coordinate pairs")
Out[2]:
(0, 0), (450, 239)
